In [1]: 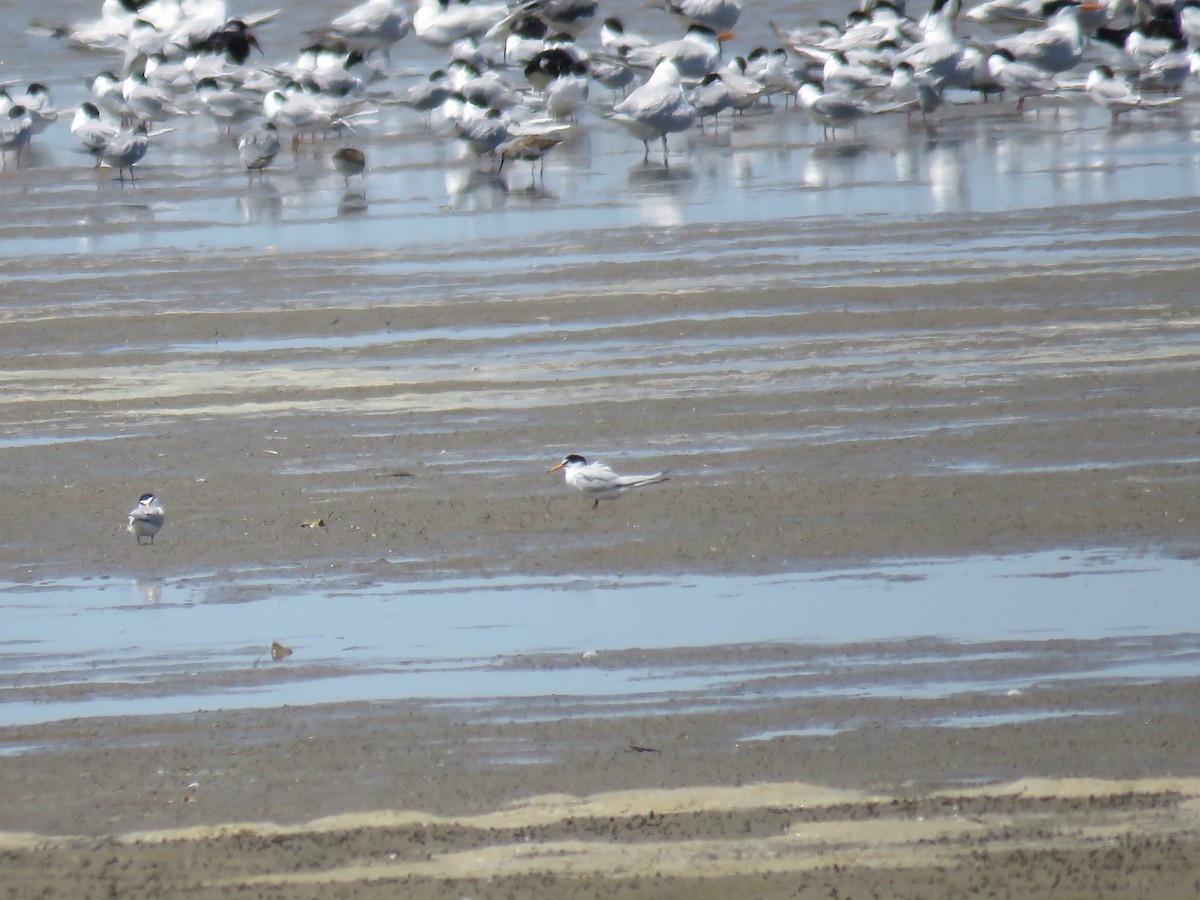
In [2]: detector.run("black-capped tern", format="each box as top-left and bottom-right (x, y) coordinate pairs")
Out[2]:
(127, 493), (165, 545)
(549, 454), (669, 510)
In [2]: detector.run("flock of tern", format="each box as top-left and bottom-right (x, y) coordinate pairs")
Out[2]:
(1, 0), (1197, 183)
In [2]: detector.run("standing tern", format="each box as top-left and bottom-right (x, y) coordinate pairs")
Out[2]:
(71, 102), (119, 164)
(413, 0), (508, 49)
(238, 121), (281, 174)
(315, 0), (411, 62)
(657, 0), (742, 34)
(993, 0), (1096, 74)
(549, 454), (669, 510)
(99, 122), (150, 182)
(0, 106), (33, 170)
(626, 24), (723, 80)
(127, 493), (165, 544)
(606, 58), (697, 166)
(987, 48), (1059, 112)
(796, 81), (869, 140)
(1084, 64), (1181, 122)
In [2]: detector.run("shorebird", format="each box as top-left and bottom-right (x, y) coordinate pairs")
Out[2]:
(98, 122), (149, 181)
(657, 0), (742, 34)
(498, 132), (564, 185)
(607, 58), (697, 166)
(626, 24), (723, 81)
(413, 0), (508, 48)
(127, 493), (165, 544)
(986, 48), (1059, 112)
(549, 454), (669, 510)
(332, 146), (367, 186)
(1084, 64), (1181, 123)
(0, 106), (33, 170)
(315, 0), (411, 62)
(994, 0), (1093, 74)
(452, 105), (509, 157)
(239, 122), (282, 175)
(71, 102), (119, 164)
(796, 81), (869, 140)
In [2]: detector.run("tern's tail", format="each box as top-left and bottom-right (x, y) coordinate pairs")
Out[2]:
(618, 472), (670, 488)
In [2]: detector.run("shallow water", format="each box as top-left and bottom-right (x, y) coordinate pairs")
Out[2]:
(3, 2), (1200, 745)
(3, 0), (1200, 265)
(2, 549), (1197, 731)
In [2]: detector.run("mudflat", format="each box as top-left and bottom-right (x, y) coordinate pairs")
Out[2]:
(3, 193), (1200, 896)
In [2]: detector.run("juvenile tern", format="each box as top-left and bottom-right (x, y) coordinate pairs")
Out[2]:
(452, 102), (509, 156)
(399, 69), (452, 126)
(549, 454), (669, 510)
(238, 121), (281, 174)
(796, 81), (869, 140)
(99, 122), (150, 182)
(127, 493), (165, 544)
(688, 72), (734, 124)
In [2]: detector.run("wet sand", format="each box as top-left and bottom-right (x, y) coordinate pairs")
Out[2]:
(4, 1), (1200, 894)
(3, 199), (1200, 895)
(3, 202), (1199, 583)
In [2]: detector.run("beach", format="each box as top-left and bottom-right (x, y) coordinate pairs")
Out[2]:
(3, 0), (1200, 894)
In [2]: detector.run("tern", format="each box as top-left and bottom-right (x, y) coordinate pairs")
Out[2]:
(99, 123), (149, 182)
(238, 121), (281, 174)
(549, 454), (669, 510)
(316, 0), (411, 62)
(600, 17), (651, 55)
(127, 493), (165, 544)
(796, 81), (869, 140)
(986, 48), (1059, 112)
(0, 106), (33, 170)
(606, 58), (697, 165)
(993, 0), (1094, 75)
(626, 24), (723, 80)
(1084, 64), (1181, 122)
(71, 102), (119, 163)
(657, 0), (742, 34)
(413, 0), (508, 48)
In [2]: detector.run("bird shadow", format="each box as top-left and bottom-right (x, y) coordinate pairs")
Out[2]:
(627, 162), (695, 185)
(338, 190), (369, 216)
(808, 142), (869, 161)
